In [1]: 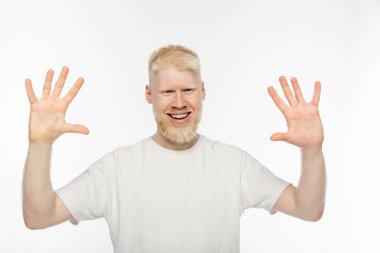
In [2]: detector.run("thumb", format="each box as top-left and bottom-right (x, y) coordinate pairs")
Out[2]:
(64, 123), (90, 135)
(270, 132), (287, 141)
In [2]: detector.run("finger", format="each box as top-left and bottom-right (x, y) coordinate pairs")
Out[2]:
(42, 69), (54, 98)
(267, 86), (288, 113)
(279, 76), (297, 106)
(25, 79), (38, 104)
(290, 77), (305, 103)
(63, 77), (84, 104)
(52, 66), (69, 98)
(63, 123), (89, 135)
(311, 81), (321, 106)
(270, 132), (287, 142)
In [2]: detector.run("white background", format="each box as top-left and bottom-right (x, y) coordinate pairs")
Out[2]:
(0, 0), (379, 252)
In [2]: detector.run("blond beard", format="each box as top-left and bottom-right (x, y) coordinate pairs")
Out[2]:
(153, 105), (202, 145)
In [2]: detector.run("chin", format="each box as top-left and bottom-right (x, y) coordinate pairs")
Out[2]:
(159, 123), (198, 144)
(153, 106), (202, 145)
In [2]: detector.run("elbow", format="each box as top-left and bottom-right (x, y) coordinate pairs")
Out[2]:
(23, 209), (37, 230)
(304, 208), (324, 222)
(23, 213), (46, 230)
(23, 200), (56, 230)
(24, 218), (41, 230)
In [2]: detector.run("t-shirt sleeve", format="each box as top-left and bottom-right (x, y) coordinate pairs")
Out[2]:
(56, 152), (114, 223)
(240, 151), (291, 214)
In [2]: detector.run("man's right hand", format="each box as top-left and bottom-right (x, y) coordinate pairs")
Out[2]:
(23, 66), (87, 229)
(25, 66), (89, 146)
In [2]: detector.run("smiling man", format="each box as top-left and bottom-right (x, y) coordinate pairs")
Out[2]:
(148, 47), (204, 149)
(23, 45), (326, 253)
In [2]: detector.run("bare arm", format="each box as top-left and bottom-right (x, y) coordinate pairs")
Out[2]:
(23, 67), (88, 229)
(268, 76), (326, 221)
(23, 143), (74, 229)
(273, 147), (325, 221)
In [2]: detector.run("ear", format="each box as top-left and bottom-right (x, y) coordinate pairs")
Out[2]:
(201, 81), (206, 100)
(145, 84), (152, 104)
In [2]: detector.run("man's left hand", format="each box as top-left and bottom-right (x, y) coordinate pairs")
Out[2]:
(267, 76), (324, 148)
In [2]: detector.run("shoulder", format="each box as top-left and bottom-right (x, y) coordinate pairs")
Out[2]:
(88, 139), (147, 166)
(106, 138), (150, 164)
(200, 135), (248, 159)
(87, 139), (149, 176)
(200, 135), (264, 166)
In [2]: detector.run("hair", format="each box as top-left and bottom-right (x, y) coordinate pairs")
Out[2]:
(148, 44), (201, 83)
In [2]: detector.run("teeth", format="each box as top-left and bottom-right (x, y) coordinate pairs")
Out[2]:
(170, 113), (190, 119)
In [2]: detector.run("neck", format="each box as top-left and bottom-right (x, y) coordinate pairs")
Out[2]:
(152, 132), (199, 151)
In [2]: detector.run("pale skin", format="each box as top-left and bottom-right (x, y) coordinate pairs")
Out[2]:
(269, 76), (325, 221)
(23, 67), (325, 230)
(145, 68), (205, 150)
(23, 67), (87, 229)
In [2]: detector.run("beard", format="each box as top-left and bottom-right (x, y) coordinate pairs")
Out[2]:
(153, 105), (202, 145)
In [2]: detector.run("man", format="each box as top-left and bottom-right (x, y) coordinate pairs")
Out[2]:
(23, 45), (325, 253)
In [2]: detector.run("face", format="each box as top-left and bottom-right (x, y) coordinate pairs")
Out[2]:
(146, 68), (205, 145)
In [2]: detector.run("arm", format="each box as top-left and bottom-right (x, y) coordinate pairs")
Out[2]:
(272, 147), (325, 221)
(267, 76), (326, 221)
(23, 67), (88, 229)
(23, 143), (73, 229)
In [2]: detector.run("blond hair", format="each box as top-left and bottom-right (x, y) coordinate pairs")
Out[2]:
(148, 45), (201, 83)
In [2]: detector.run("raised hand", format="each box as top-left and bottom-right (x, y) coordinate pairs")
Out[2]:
(25, 66), (89, 145)
(267, 76), (324, 148)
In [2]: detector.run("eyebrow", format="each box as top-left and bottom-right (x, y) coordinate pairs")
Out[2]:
(158, 88), (197, 92)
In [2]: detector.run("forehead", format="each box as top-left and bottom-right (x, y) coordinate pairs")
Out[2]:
(152, 68), (199, 89)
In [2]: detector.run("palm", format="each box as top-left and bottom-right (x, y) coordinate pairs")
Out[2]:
(268, 76), (324, 148)
(29, 97), (69, 143)
(25, 67), (88, 145)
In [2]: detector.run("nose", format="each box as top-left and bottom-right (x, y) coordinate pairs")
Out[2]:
(171, 91), (186, 109)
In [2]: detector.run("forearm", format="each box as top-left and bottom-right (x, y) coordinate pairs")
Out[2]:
(295, 145), (326, 221)
(23, 143), (55, 228)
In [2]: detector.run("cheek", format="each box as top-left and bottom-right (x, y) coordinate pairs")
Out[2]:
(153, 100), (169, 114)
(189, 97), (203, 111)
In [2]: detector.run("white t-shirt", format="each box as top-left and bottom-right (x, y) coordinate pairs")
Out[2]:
(57, 135), (290, 253)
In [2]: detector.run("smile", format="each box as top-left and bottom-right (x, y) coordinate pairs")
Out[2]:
(167, 112), (191, 119)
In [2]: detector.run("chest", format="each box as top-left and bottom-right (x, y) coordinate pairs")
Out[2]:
(116, 153), (240, 216)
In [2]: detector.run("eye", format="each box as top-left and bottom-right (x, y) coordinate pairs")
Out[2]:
(183, 89), (195, 94)
(161, 90), (174, 96)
